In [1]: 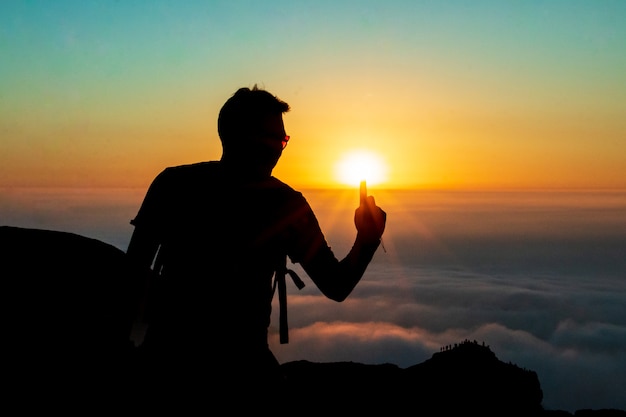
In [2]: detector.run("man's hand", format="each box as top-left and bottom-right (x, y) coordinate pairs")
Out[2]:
(354, 180), (386, 244)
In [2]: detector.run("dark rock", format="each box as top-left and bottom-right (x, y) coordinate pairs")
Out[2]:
(281, 340), (543, 416)
(1, 226), (143, 409)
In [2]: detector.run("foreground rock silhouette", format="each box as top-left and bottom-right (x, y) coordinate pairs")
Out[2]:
(1, 226), (142, 410)
(2, 226), (624, 415)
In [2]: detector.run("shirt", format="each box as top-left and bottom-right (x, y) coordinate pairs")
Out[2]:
(130, 161), (335, 353)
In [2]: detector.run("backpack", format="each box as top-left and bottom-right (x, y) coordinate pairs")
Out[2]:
(272, 256), (305, 344)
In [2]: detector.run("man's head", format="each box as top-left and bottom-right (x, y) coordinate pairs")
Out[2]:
(218, 85), (291, 176)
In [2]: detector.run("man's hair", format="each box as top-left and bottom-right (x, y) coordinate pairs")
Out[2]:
(218, 85), (290, 144)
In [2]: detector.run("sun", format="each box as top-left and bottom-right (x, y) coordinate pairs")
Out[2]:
(335, 150), (387, 186)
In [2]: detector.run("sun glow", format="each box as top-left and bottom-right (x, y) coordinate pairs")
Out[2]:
(335, 150), (387, 186)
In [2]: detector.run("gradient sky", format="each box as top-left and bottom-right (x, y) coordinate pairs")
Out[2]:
(2, 0), (626, 190)
(2, 3), (626, 411)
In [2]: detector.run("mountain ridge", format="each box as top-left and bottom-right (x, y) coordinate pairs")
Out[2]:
(280, 339), (544, 415)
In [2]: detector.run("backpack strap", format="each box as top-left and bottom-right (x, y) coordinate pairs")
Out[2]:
(273, 255), (305, 344)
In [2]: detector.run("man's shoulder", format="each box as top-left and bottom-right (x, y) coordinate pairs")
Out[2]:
(267, 175), (293, 190)
(163, 161), (217, 175)
(267, 176), (304, 198)
(143, 162), (218, 196)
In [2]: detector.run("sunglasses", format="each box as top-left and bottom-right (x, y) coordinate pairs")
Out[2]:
(256, 131), (290, 149)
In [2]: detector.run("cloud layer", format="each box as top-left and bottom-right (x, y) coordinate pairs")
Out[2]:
(270, 265), (626, 412)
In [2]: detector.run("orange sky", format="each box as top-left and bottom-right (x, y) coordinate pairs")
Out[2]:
(2, 2), (625, 190)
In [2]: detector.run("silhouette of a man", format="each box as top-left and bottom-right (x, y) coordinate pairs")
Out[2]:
(126, 85), (386, 406)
